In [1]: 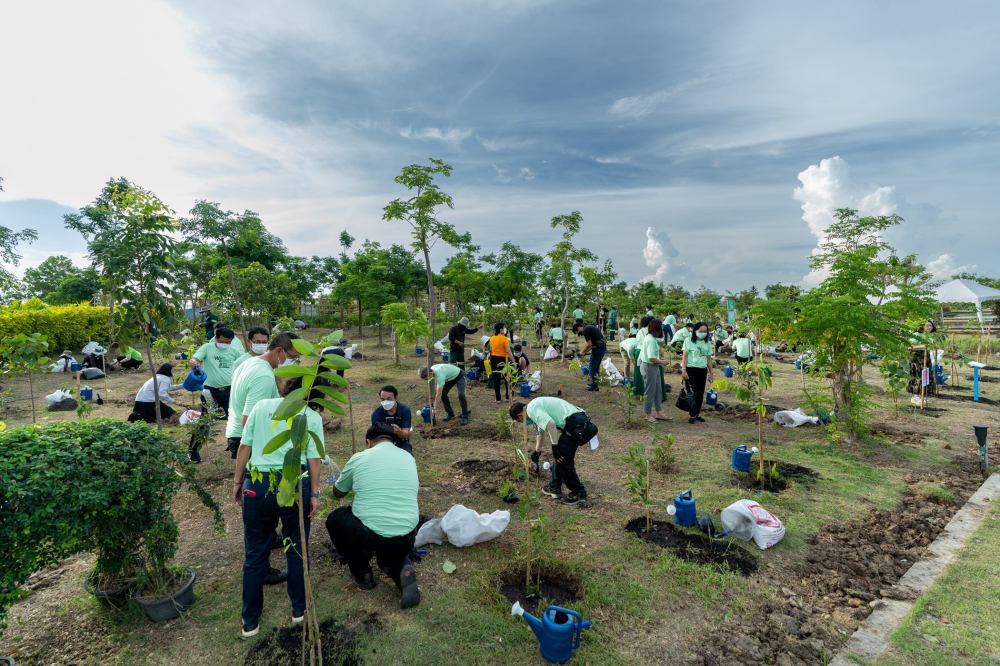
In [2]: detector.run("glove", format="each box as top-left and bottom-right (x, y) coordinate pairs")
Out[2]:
(530, 451), (540, 464)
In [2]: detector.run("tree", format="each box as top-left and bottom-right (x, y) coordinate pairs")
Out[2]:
(580, 258), (618, 328)
(763, 283), (801, 303)
(440, 246), (487, 314)
(0, 221), (38, 302)
(0, 333), (50, 423)
(208, 262), (298, 329)
(21, 256), (78, 300)
(383, 159), (470, 402)
(44, 270), (101, 305)
(547, 211), (595, 359)
(482, 242), (545, 306)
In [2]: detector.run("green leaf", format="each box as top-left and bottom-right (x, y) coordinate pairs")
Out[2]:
(307, 429), (325, 459)
(317, 372), (349, 387)
(262, 430), (291, 455)
(274, 365), (314, 378)
(310, 398), (345, 415)
(281, 446), (301, 489)
(271, 389), (307, 421)
(312, 385), (348, 403)
(442, 560), (457, 574)
(291, 338), (319, 357)
(291, 413), (308, 447)
(319, 354), (352, 371)
(277, 478), (297, 506)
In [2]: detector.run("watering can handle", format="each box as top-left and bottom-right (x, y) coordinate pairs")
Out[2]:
(679, 489), (692, 500)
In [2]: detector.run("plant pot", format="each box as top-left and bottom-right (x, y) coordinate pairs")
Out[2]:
(502, 491), (519, 504)
(136, 569), (196, 622)
(1, 656), (16, 665)
(84, 569), (137, 606)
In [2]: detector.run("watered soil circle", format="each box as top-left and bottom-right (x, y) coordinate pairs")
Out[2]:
(497, 563), (583, 615)
(730, 460), (820, 492)
(625, 518), (759, 576)
(243, 612), (379, 666)
(452, 459), (517, 493)
(415, 421), (497, 440)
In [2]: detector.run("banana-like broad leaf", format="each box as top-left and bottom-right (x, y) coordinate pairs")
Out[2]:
(310, 397), (345, 415)
(274, 365), (314, 378)
(312, 384), (348, 403)
(291, 338), (319, 357)
(262, 430), (292, 454)
(281, 446), (301, 490)
(272, 388), (308, 421)
(317, 371), (349, 387)
(291, 413), (308, 447)
(307, 429), (325, 458)
(319, 354), (352, 371)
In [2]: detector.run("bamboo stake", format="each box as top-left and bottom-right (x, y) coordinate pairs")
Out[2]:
(645, 459), (651, 532)
(346, 383), (357, 455)
(920, 349), (928, 409)
(977, 328), (982, 364)
(951, 333), (957, 387)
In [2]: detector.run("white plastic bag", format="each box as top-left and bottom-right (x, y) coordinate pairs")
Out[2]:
(773, 408), (819, 428)
(434, 341), (445, 352)
(527, 370), (541, 392)
(721, 500), (785, 550)
(179, 328), (193, 336)
(82, 341), (101, 355)
(46, 390), (73, 406)
(601, 357), (624, 386)
(544, 345), (559, 360)
(414, 504), (510, 548)
(345, 344), (358, 360)
(179, 410), (202, 425)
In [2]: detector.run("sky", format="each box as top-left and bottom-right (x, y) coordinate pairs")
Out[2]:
(1, 1), (998, 291)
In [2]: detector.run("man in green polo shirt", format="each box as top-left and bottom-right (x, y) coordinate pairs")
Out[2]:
(572, 305), (584, 322)
(670, 322), (694, 349)
(417, 362), (468, 425)
(532, 307), (544, 342)
(327, 423), (420, 609)
(192, 326), (242, 419)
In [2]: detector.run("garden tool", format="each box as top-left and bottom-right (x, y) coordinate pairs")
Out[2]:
(511, 602), (591, 664)
(697, 514), (731, 539)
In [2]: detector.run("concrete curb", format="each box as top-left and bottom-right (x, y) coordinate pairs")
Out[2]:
(830, 472), (1000, 666)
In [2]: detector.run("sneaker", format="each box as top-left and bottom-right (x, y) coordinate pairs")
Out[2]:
(585, 385), (599, 392)
(265, 567), (288, 585)
(354, 572), (376, 590)
(291, 612), (304, 625)
(442, 413), (455, 422)
(270, 532), (284, 550)
(542, 486), (563, 500)
(561, 492), (588, 506)
(399, 565), (420, 609)
(241, 622), (259, 638)
(188, 450), (202, 464)
(460, 417), (468, 426)
(695, 416), (705, 422)
(688, 417), (696, 424)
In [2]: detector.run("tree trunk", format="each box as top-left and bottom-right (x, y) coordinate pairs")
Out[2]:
(221, 239), (248, 342)
(340, 305), (345, 330)
(560, 280), (570, 361)
(28, 370), (36, 423)
(145, 333), (162, 429)
(422, 244), (435, 413)
(830, 361), (855, 441)
(107, 294), (116, 345)
(378, 319), (383, 347)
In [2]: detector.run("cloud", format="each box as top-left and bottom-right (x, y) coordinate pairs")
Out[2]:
(492, 165), (511, 183)
(609, 77), (709, 121)
(640, 226), (689, 284)
(519, 167), (535, 181)
(399, 126), (472, 144)
(595, 156), (631, 164)
(926, 253), (977, 283)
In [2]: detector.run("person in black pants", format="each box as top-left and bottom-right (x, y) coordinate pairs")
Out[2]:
(572, 321), (606, 392)
(681, 322), (715, 424)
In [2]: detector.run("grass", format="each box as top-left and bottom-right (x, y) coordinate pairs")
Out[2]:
(873, 501), (1000, 666)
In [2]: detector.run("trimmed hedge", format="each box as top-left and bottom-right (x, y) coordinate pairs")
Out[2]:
(0, 302), (110, 351)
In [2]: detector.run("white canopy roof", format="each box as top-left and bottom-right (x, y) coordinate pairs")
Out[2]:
(934, 278), (1000, 322)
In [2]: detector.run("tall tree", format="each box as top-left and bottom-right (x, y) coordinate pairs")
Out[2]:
(547, 211), (595, 359)
(21, 255), (79, 300)
(763, 283), (801, 303)
(482, 241), (544, 306)
(580, 258), (618, 326)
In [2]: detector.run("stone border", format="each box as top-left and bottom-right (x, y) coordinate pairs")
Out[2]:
(830, 473), (1000, 666)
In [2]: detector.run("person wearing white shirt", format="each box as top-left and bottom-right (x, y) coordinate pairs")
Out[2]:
(128, 363), (188, 424)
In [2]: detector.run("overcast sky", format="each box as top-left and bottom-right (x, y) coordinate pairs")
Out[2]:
(1, 1), (997, 291)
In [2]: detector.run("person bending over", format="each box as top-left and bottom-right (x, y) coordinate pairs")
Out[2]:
(572, 320), (606, 392)
(192, 326), (242, 419)
(418, 363), (469, 425)
(128, 364), (187, 424)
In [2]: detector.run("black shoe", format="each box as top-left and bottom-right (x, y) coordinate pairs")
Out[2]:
(561, 492), (588, 505)
(695, 416), (705, 422)
(688, 417), (696, 424)
(460, 417), (468, 426)
(241, 621), (259, 639)
(270, 532), (284, 550)
(188, 450), (201, 464)
(265, 567), (288, 584)
(442, 414), (455, 422)
(399, 565), (420, 609)
(354, 572), (376, 591)
(585, 385), (599, 392)
(542, 486), (563, 500)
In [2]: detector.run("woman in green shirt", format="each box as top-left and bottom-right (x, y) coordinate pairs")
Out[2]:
(639, 318), (670, 423)
(681, 322), (714, 424)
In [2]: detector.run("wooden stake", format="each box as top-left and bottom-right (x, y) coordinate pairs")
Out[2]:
(951, 332), (957, 387)
(346, 382), (357, 455)
(645, 459), (651, 532)
(920, 349), (928, 409)
(977, 329), (982, 364)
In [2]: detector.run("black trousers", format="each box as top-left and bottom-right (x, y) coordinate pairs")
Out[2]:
(441, 375), (469, 417)
(735, 355), (749, 365)
(325, 506), (416, 584)
(202, 385), (231, 418)
(118, 356), (142, 370)
(128, 400), (175, 423)
(83, 353), (105, 371)
(686, 366), (708, 417)
(490, 358), (509, 402)
(548, 412), (588, 496)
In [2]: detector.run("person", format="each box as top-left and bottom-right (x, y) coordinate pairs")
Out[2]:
(670, 322), (694, 350)
(418, 362), (469, 425)
(50, 350), (76, 372)
(510, 398), (597, 505)
(598, 306), (608, 334)
(109, 342), (143, 371)
(629, 317), (639, 337)
(320, 345), (347, 378)
(192, 327), (242, 420)
(532, 307), (544, 341)
(664, 311), (678, 338)
(327, 422), (421, 609)
(713, 324), (730, 352)
(233, 376), (326, 638)
(371, 386), (413, 454)
(608, 305), (618, 341)
(294, 319), (307, 330)
(201, 307), (219, 340)
(82, 347), (106, 371)
(488, 322), (514, 403)
(572, 305), (584, 323)
(682, 322), (714, 424)
(619, 335), (638, 378)
(227, 332), (301, 460)
(908, 320), (938, 394)
(233, 327), (271, 375)
(645, 305), (655, 318)
(214, 322), (245, 352)
(512, 344), (530, 375)
(630, 316), (652, 397)
(128, 364), (188, 424)
(732, 333), (751, 365)
(572, 320), (606, 392)
(447, 317), (480, 373)
(639, 319), (671, 423)
(548, 322), (564, 351)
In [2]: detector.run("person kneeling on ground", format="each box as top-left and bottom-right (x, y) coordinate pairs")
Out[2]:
(110, 342), (143, 371)
(371, 385), (413, 455)
(128, 363), (189, 423)
(510, 398), (598, 506)
(326, 423), (421, 609)
(233, 375), (328, 638)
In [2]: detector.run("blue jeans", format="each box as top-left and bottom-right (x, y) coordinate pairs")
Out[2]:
(241, 471), (310, 628)
(588, 347), (606, 388)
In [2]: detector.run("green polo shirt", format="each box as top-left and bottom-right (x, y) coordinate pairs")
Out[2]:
(715, 329), (729, 342)
(232, 351), (254, 374)
(572, 309), (584, 320)
(549, 327), (563, 341)
(430, 363), (460, 385)
(533, 312), (543, 323)
(732, 338), (751, 358)
(683, 338), (713, 368)
(664, 315), (677, 326)
(671, 328), (692, 345)
(193, 341), (243, 388)
(525, 397), (583, 433)
(620, 338), (638, 355)
(243, 398), (322, 471)
(227, 357), (278, 439)
(335, 441), (419, 537)
(646, 309), (654, 317)
(639, 335), (662, 364)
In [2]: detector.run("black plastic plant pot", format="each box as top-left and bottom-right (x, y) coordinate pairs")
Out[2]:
(136, 570), (196, 623)
(84, 569), (137, 606)
(502, 491), (519, 504)
(974, 425), (989, 445)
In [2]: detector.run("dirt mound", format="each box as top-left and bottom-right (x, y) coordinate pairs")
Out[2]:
(868, 422), (929, 446)
(323, 416), (343, 433)
(624, 518), (759, 576)
(497, 563), (582, 615)
(731, 461), (820, 492)
(716, 403), (786, 423)
(452, 458), (516, 493)
(966, 373), (1000, 383)
(415, 421), (497, 440)
(244, 612), (379, 666)
(933, 392), (999, 407)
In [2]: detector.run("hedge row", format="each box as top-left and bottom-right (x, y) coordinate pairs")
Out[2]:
(0, 303), (109, 351)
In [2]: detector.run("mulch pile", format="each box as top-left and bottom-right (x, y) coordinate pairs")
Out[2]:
(625, 518), (759, 576)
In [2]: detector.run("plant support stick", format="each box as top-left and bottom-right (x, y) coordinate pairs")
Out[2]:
(346, 382), (357, 455)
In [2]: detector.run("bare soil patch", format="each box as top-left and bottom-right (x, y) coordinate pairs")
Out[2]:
(934, 392), (1000, 407)
(730, 461), (820, 493)
(869, 422), (928, 446)
(716, 403), (787, 423)
(451, 458), (516, 494)
(244, 612), (380, 666)
(625, 518), (759, 576)
(415, 421), (496, 440)
(497, 563), (582, 615)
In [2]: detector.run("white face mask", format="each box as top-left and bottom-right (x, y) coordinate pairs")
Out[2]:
(381, 400), (395, 410)
(216, 342), (231, 350)
(251, 343), (268, 354)
(281, 357), (295, 367)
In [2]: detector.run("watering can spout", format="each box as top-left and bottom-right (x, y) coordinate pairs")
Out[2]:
(512, 602), (546, 642)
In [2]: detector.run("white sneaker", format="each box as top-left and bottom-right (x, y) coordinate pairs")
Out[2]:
(292, 613), (304, 625)
(241, 623), (259, 638)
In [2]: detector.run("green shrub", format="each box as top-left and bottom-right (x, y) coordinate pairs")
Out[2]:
(0, 419), (223, 632)
(0, 302), (109, 351)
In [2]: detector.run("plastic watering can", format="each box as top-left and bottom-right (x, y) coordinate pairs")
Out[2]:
(421, 404), (432, 423)
(511, 602), (591, 664)
(667, 490), (697, 527)
(339, 338), (348, 346)
(520, 383), (532, 398)
(80, 386), (93, 401)
(706, 389), (718, 406)
(724, 365), (734, 378)
(731, 445), (758, 473)
(442, 351), (450, 363)
(415, 346), (425, 356)
(466, 368), (479, 381)
(183, 368), (207, 392)
(70, 361), (83, 372)
(581, 366), (589, 376)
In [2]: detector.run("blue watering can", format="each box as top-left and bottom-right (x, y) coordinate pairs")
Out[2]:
(763, 365), (773, 377)
(724, 365), (734, 378)
(442, 351), (450, 363)
(421, 404), (432, 423)
(667, 490), (697, 527)
(581, 366), (589, 376)
(415, 346), (425, 356)
(183, 367), (207, 392)
(466, 368), (479, 381)
(511, 602), (591, 664)
(795, 359), (801, 370)
(339, 338), (348, 346)
(731, 444), (758, 473)
(80, 386), (93, 401)
(706, 389), (718, 406)
(70, 361), (83, 372)
(520, 382), (532, 398)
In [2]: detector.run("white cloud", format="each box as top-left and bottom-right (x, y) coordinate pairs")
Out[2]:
(926, 253), (977, 283)
(640, 226), (688, 284)
(609, 77), (710, 121)
(519, 167), (535, 181)
(595, 156), (631, 164)
(492, 165), (511, 183)
(400, 127), (473, 144)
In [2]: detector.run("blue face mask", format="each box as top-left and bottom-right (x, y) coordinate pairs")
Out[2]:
(697, 332), (708, 340)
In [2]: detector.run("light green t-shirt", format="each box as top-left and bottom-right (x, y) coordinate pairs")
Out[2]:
(533, 312), (543, 323)
(549, 327), (563, 341)
(620, 338), (638, 354)
(714, 329), (729, 342)
(639, 335), (662, 364)
(526, 397), (583, 433)
(226, 357), (278, 439)
(664, 315), (677, 326)
(635, 327), (648, 347)
(121, 346), (142, 362)
(645, 309), (654, 317)
(572, 309), (584, 320)
(232, 351), (255, 374)
(430, 363), (460, 385)
(335, 441), (419, 537)
(732, 338), (751, 358)
(683, 338), (713, 368)
(671, 328), (692, 345)
(193, 341), (243, 388)
(243, 398), (322, 471)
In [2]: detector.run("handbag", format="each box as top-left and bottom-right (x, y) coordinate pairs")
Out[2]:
(675, 380), (696, 413)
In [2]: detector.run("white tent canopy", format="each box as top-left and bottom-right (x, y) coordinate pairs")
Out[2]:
(934, 279), (1000, 323)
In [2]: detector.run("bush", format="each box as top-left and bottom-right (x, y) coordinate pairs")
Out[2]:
(0, 419), (222, 632)
(0, 302), (109, 351)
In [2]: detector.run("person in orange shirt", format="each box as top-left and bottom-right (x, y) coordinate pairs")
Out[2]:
(488, 322), (514, 403)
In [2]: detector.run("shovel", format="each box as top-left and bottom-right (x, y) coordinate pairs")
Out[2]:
(697, 514), (731, 539)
